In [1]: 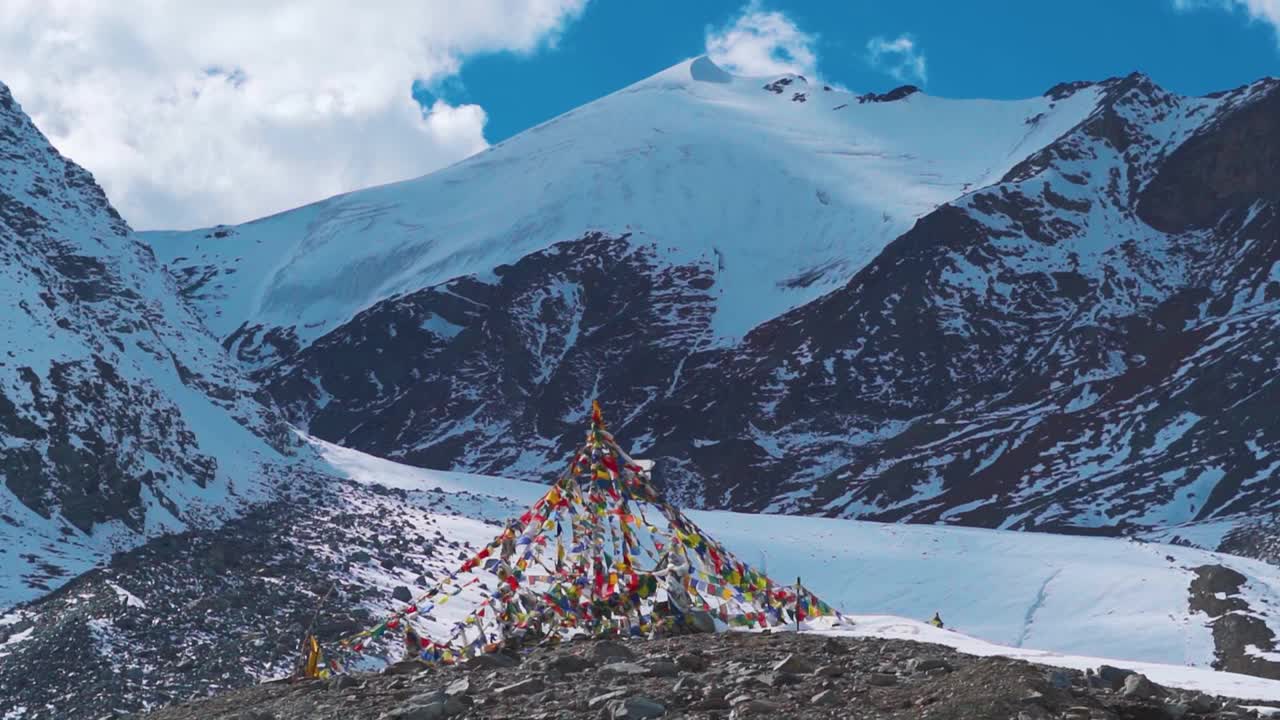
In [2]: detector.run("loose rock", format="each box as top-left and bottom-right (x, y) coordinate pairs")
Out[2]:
(1122, 672), (1163, 699)
(592, 641), (637, 662)
(494, 678), (545, 696)
(607, 695), (665, 719)
(674, 653), (706, 673)
(550, 653), (593, 673)
(1097, 664), (1137, 689)
(732, 698), (780, 716)
(811, 689), (840, 706)
(867, 673), (897, 687)
(772, 653), (816, 675)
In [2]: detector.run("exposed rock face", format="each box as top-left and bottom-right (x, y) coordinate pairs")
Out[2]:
(0, 81), (305, 604)
(259, 232), (717, 495)
(1220, 514), (1280, 565)
(1139, 83), (1280, 232)
(857, 85), (920, 103)
(151, 70), (1280, 534)
(135, 632), (1271, 720)
(1189, 564), (1280, 680)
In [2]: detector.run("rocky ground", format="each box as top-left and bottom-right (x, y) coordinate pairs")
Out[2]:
(138, 631), (1279, 720)
(6, 471), (1280, 719)
(0, 475), (517, 719)
(7, 477), (1280, 719)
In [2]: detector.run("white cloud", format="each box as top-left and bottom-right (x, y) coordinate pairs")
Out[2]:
(705, 1), (819, 78)
(1172, 0), (1280, 39)
(866, 34), (928, 85)
(0, 1), (587, 229)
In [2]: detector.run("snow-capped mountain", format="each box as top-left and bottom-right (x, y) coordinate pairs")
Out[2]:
(144, 57), (1280, 534)
(659, 71), (1280, 529)
(0, 82), (309, 606)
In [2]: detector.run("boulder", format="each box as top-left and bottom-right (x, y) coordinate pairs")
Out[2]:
(329, 674), (360, 692)
(443, 696), (467, 716)
(732, 698), (781, 716)
(772, 653), (816, 674)
(608, 695), (666, 719)
(820, 637), (849, 655)
(1097, 664), (1136, 689)
(759, 671), (800, 688)
(867, 673), (897, 687)
(382, 660), (425, 676)
(468, 653), (518, 669)
(646, 659), (679, 677)
(592, 640), (637, 662)
(811, 689), (841, 706)
(675, 653), (707, 672)
(673, 676), (703, 694)
(1121, 673), (1163, 700)
(907, 657), (953, 673)
(693, 685), (731, 711)
(407, 690), (446, 707)
(1046, 669), (1072, 689)
(549, 653), (593, 673)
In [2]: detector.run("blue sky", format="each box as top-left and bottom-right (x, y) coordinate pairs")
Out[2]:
(432, 0), (1280, 144)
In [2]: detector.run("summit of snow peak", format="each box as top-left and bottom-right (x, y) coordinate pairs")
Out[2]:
(145, 56), (1105, 354)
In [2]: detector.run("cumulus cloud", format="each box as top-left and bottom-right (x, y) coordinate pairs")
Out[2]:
(1172, 0), (1280, 40)
(705, 1), (819, 78)
(866, 34), (928, 85)
(0, 1), (587, 229)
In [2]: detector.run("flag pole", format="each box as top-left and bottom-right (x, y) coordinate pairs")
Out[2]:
(795, 576), (801, 633)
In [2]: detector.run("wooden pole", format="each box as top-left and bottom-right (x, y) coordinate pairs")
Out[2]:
(795, 576), (801, 632)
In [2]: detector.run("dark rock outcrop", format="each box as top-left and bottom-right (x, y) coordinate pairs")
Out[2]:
(1189, 564), (1280, 680)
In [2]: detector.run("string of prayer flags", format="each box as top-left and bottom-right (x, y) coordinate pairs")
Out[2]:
(325, 401), (845, 668)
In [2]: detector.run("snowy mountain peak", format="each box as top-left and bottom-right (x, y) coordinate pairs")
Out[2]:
(136, 61), (1280, 540)
(146, 56), (1106, 358)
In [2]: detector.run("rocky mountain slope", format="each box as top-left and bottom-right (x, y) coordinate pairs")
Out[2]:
(0, 475), (505, 718)
(656, 72), (1280, 530)
(144, 58), (1280, 534)
(0, 81), (308, 607)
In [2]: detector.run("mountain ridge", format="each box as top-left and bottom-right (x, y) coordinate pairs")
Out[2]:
(140, 57), (1280, 534)
(0, 80), (314, 607)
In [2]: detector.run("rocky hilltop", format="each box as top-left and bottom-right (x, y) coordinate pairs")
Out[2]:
(138, 632), (1277, 720)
